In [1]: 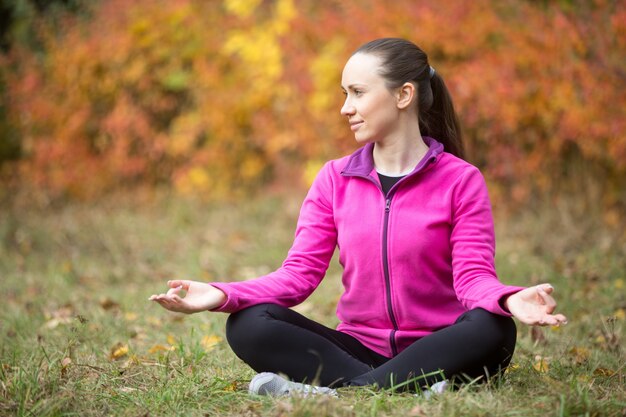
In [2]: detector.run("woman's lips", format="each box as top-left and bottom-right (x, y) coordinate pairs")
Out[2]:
(350, 121), (363, 131)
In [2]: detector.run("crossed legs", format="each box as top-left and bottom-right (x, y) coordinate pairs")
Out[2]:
(225, 303), (516, 390)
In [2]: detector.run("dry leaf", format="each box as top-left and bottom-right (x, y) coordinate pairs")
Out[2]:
(533, 355), (549, 372)
(505, 363), (520, 374)
(110, 343), (129, 360)
(166, 334), (177, 346)
(201, 335), (223, 351)
(42, 304), (75, 329)
(148, 344), (175, 354)
(147, 316), (162, 327)
(124, 312), (138, 321)
(593, 367), (616, 377)
(100, 297), (120, 310)
(60, 357), (72, 378)
(569, 346), (590, 364)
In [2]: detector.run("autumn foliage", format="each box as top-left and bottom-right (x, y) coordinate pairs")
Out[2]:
(2, 0), (625, 208)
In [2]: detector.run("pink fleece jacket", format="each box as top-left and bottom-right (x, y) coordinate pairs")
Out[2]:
(211, 137), (524, 358)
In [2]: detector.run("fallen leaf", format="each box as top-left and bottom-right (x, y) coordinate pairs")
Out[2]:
(505, 363), (520, 374)
(593, 367), (616, 377)
(222, 382), (237, 392)
(100, 297), (120, 310)
(110, 343), (129, 360)
(60, 357), (72, 378)
(533, 355), (549, 372)
(569, 346), (590, 364)
(43, 317), (73, 329)
(166, 334), (177, 346)
(201, 335), (223, 351)
(124, 312), (138, 321)
(148, 344), (175, 354)
(147, 316), (162, 327)
(614, 308), (625, 321)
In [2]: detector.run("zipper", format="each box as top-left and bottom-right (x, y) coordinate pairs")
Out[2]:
(382, 197), (399, 356)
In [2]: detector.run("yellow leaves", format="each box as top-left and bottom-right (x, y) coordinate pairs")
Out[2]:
(166, 334), (177, 346)
(224, 0), (263, 18)
(201, 335), (223, 351)
(302, 160), (325, 187)
(110, 343), (129, 360)
(533, 355), (550, 372)
(568, 346), (590, 365)
(146, 334), (222, 356)
(593, 367), (616, 377)
(124, 312), (138, 321)
(148, 344), (175, 354)
(175, 166), (213, 196)
(309, 38), (346, 116)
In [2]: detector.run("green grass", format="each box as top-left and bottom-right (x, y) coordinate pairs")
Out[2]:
(1, 190), (624, 416)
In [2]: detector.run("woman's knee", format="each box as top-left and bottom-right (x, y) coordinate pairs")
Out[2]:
(461, 308), (517, 351)
(225, 303), (280, 354)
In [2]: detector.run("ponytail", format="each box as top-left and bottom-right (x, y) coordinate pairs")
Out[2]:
(418, 71), (465, 159)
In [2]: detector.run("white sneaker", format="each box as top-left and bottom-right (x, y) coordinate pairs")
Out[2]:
(423, 380), (449, 399)
(248, 372), (338, 397)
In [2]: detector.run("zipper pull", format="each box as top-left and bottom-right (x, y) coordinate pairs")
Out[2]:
(385, 198), (391, 212)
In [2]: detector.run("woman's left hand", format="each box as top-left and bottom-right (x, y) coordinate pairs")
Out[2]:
(504, 283), (568, 326)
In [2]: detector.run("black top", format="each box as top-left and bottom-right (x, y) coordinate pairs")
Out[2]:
(377, 172), (406, 196)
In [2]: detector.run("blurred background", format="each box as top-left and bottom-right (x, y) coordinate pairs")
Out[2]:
(0, 0), (625, 227)
(1, 3), (624, 414)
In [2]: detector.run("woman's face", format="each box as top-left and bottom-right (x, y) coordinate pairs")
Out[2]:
(340, 53), (401, 144)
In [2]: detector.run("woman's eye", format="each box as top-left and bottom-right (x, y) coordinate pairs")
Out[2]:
(354, 90), (363, 96)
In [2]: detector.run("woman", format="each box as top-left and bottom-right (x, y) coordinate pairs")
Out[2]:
(150, 38), (567, 396)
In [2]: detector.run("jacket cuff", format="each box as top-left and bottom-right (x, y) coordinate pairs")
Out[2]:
(208, 283), (237, 313)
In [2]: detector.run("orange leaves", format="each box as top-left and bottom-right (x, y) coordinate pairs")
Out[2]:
(2, 0), (625, 207)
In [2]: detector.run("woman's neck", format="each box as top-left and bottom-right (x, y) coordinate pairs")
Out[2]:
(373, 134), (429, 176)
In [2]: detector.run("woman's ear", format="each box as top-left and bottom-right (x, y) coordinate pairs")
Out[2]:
(396, 82), (417, 110)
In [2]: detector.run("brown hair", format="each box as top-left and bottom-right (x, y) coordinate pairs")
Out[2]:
(354, 38), (465, 159)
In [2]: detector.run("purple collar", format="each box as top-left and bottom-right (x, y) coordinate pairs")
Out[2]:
(341, 136), (444, 177)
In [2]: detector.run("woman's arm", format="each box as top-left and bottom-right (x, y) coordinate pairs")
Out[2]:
(150, 161), (338, 314)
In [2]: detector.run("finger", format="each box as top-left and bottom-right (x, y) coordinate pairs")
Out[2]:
(540, 283), (554, 295)
(553, 313), (568, 325)
(166, 285), (184, 296)
(538, 287), (557, 313)
(168, 280), (191, 290)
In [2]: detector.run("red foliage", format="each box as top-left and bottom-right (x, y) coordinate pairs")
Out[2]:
(2, 0), (625, 206)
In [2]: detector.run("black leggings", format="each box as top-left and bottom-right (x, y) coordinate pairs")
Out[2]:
(226, 303), (516, 391)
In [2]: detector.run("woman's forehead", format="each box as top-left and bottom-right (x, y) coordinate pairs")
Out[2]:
(341, 53), (384, 87)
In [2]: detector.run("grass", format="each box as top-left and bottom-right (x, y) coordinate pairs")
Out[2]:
(0, 189), (624, 416)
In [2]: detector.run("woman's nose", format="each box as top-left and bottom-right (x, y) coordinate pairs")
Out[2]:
(340, 100), (355, 117)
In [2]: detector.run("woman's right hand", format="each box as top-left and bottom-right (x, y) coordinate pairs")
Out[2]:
(149, 280), (226, 314)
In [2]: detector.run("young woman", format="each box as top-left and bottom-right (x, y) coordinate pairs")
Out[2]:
(150, 38), (567, 396)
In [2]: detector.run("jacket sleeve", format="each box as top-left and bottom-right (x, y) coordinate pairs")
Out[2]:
(450, 167), (524, 316)
(210, 162), (338, 313)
